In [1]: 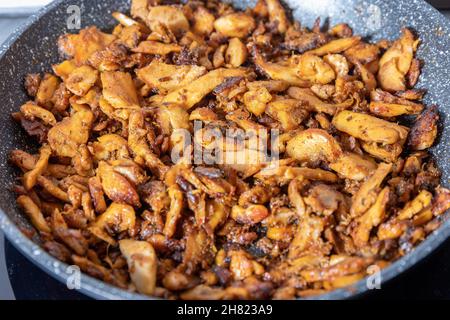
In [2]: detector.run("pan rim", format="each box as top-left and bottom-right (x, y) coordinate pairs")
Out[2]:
(0, 0), (449, 300)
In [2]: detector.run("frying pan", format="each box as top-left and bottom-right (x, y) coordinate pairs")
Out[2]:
(0, 0), (449, 300)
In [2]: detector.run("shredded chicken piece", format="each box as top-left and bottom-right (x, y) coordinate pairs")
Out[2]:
(294, 54), (336, 84)
(306, 36), (361, 56)
(101, 71), (140, 109)
(58, 26), (116, 65)
(20, 102), (57, 126)
(286, 129), (343, 164)
(119, 239), (158, 295)
(89, 202), (136, 245)
(10, 0), (448, 300)
(48, 108), (94, 158)
(253, 49), (310, 87)
(17, 195), (51, 233)
(22, 145), (52, 190)
(351, 162), (392, 218)
(352, 187), (390, 247)
(288, 87), (353, 115)
(333, 110), (409, 144)
(97, 161), (141, 207)
(408, 106), (439, 151)
(146, 5), (189, 35)
(378, 28), (419, 92)
(162, 68), (249, 109)
(136, 61), (206, 94)
(266, 0), (289, 33)
(214, 13), (256, 38)
(329, 152), (376, 181)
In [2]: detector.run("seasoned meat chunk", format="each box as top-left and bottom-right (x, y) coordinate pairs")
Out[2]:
(10, 0), (447, 300)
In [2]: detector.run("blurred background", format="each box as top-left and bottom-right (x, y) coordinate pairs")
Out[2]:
(0, 0), (52, 44)
(0, 0), (449, 300)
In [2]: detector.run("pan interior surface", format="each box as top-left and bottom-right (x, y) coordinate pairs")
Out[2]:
(0, 0), (449, 300)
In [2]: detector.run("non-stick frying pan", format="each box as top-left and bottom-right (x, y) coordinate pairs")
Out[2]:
(0, 0), (449, 300)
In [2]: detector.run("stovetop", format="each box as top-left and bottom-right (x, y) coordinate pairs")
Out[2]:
(1, 1), (450, 300)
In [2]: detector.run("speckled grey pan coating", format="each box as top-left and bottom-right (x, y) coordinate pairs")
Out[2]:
(0, 0), (448, 300)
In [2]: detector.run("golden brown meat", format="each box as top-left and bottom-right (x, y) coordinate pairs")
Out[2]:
(163, 185), (184, 238)
(285, 25), (328, 48)
(351, 162), (392, 218)
(265, 0), (289, 33)
(35, 74), (60, 108)
(226, 38), (248, 67)
(128, 111), (167, 178)
(397, 190), (432, 220)
(10, 0), (448, 300)
(369, 101), (423, 117)
(136, 61), (206, 94)
(243, 87), (272, 116)
(17, 195), (51, 233)
(378, 28), (419, 92)
(306, 37), (361, 56)
(101, 71), (140, 109)
(265, 99), (308, 130)
(65, 66), (99, 96)
(97, 161), (141, 207)
(193, 6), (215, 36)
(408, 106), (439, 151)
(22, 145), (52, 190)
(294, 54), (336, 84)
(329, 153), (376, 181)
(132, 41), (182, 55)
(286, 129), (343, 164)
(146, 5), (189, 35)
(287, 87), (353, 115)
(332, 110), (409, 144)
(58, 26), (116, 65)
(161, 68), (249, 109)
(47, 108), (94, 158)
(119, 240), (158, 295)
(352, 187), (390, 247)
(89, 202), (136, 245)
(20, 102), (57, 126)
(214, 13), (256, 38)
(253, 50), (310, 87)
(231, 204), (269, 225)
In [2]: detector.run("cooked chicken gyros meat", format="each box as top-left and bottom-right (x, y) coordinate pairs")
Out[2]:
(10, 0), (449, 300)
